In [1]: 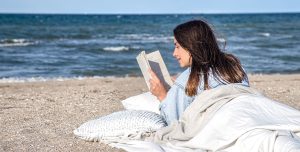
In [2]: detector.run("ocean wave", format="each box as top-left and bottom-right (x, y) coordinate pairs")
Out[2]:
(229, 36), (258, 42)
(49, 34), (173, 47)
(0, 76), (119, 83)
(103, 46), (130, 52)
(258, 33), (271, 37)
(273, 34), (294, 40)
(229, 45), (259, 50)
(217, 38), (226, 43)
(0, 39), (37, 47)
(116, 34), (173, 43)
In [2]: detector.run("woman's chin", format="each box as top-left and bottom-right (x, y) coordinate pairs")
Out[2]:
(177, 62), (183, 67)
(178, 61), (189, 68)
(178, 63), (191, 68)
(179, 63), (186, 68)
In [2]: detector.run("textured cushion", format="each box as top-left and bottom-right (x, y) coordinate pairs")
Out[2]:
(74, 110), (167, 142)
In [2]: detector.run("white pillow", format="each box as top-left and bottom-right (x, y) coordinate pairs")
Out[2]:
(121, 92), (161, 114)
(73, 110), (167, 142)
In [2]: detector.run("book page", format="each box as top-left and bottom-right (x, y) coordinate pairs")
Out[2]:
(146, 51), (174, 90)
(146, 51), (173, 90)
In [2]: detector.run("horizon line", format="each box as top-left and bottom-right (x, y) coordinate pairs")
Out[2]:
(0, 11), (299, 15)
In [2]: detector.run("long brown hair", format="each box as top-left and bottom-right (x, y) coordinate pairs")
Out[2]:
(173, 20), (246, 96)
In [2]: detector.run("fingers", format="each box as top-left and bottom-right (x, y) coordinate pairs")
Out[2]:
(149, 78), (154, 91)
(149, 78), (158, 90)
(149, 75), (167, 101)
(148, 68), (166, 97)
(148, 68), (160, 81)
(171, 76), (176, 82)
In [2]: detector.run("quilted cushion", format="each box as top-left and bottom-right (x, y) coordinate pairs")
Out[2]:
(74, 110), (167, 142)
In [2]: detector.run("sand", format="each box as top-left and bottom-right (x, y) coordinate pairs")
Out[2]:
(1, 74), (300, 151)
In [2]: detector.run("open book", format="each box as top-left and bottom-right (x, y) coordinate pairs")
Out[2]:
(136, 50), (173, 90)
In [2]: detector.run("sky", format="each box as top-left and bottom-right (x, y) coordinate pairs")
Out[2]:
(0, 0), (299, 14)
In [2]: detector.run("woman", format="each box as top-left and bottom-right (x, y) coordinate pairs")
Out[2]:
(149, 19), (249, 125)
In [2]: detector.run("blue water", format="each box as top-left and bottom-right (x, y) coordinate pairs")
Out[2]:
(0, 13), (299, 79)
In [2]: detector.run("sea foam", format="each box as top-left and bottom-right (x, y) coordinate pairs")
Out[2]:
(0, 76), (91, 83)
(258, 33), (271, 37)
(0, 39), (37, 47)
(103, 46), (130, 52)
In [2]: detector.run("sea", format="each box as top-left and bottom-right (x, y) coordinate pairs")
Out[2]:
(0, 13), (299, 82)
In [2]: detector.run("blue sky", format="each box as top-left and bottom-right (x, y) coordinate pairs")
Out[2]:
(0, 0), (299, 14)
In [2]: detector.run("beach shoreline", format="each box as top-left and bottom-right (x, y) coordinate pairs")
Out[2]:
(1, 74), (300, 151)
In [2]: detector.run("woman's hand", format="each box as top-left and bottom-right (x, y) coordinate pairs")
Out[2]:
(171, 73), (179, 82)
(148, 69), (167, 102)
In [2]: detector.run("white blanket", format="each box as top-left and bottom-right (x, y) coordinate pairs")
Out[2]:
(116, 85), (300, 152)
(170, 94), (300, 151)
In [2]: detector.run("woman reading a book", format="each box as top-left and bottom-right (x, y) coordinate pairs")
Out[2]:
(149, 19), (249, 125)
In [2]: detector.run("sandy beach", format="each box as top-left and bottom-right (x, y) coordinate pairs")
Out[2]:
(1, 74), (300, 151)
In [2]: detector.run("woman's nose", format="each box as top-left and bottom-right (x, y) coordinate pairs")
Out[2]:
(173, 49), (177, 57)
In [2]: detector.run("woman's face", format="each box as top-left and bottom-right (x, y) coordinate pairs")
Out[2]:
(173, 38), (192, 67)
